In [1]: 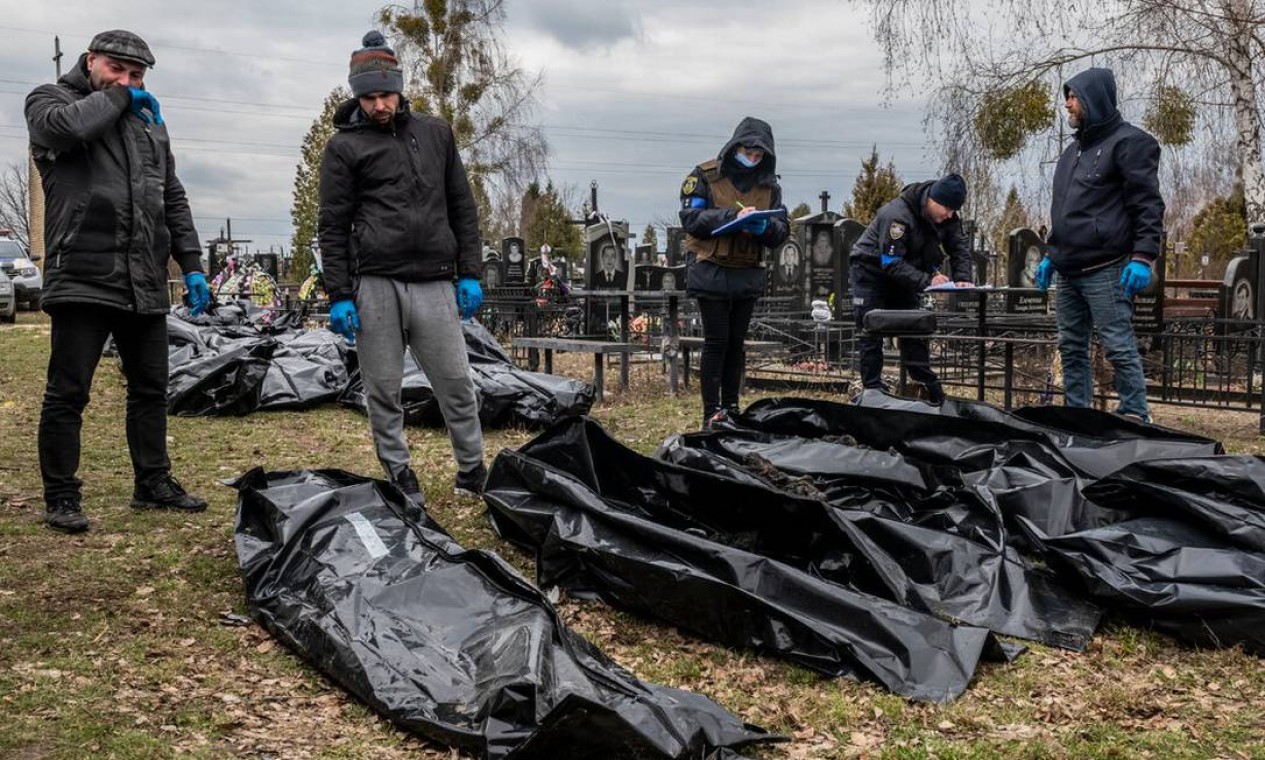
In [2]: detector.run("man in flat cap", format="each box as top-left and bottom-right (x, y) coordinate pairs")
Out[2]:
(319, 31), (487, 506)
(26, 30), (210, 534)
(848, 173), (975, 404)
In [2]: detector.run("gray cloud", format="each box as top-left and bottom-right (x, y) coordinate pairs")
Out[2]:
(3, 0), (941, 256)
(511, 1), (641, 51)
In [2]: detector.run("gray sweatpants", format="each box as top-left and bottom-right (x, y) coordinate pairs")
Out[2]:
(354, 276), (484, 478)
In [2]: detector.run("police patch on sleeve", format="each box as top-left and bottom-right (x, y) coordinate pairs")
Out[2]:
(888, 221), (907, 240)
(681, 175), (698, 196)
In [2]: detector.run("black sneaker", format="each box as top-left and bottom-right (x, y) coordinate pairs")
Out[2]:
(131, 475), (208, 512)
(392, 467), (426, 508)
(454, 462), (488, 497)
(926, 383), (946, 406)
(45, 498), (89, 533)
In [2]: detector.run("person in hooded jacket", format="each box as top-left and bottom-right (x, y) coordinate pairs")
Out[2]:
(318, 32), (486, 505)
(26, 30), (211, 534)
(1034, 67), (1163, 422)
(848, 174), (974, 404)
(679, 117), (790, 429)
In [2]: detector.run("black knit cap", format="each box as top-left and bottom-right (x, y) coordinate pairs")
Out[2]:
(89, 29), (155, 67)
(349, 31), (403, 96)
(929, 173), (967, 211)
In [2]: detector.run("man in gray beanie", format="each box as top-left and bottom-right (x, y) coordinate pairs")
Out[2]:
(25, 29), (211, 534)
(319, 31), (487, 506)
(848, 173), (975, 404)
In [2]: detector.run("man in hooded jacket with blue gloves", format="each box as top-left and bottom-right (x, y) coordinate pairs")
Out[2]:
(318, 32), (486, 504)
(1034, 67), (1164, 422)
(26, 30), (210, 533)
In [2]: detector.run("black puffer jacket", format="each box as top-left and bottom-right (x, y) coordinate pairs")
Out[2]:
(1049, 68), (1164, 275)
(850, 181), (972, 291)
(26, 54), (203, 314)
(318, 98), (481, 302)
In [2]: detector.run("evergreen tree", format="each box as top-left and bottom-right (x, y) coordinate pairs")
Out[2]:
(789, 202), (812, 220)
(1187, 183), (1247, 278)
(841, 146), (902, 224)
(522, 180), (581, 260)
(991, 186), (1033, 268)
(290, 86), (348, 277)
(641, 223), (658, 252)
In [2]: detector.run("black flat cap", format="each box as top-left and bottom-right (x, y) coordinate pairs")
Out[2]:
(89, 29), (155, 67)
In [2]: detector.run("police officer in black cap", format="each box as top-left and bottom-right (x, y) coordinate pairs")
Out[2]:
(26, 30), (210, 534)
(848, 173), (974, 404)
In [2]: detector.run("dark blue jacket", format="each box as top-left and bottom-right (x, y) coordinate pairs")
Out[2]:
(1049, 68), (1164, 276)
(679, 117), (789, 299)
(849, 181), (972, 292)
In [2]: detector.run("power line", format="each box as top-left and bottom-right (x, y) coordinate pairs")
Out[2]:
(0, 25), (342, 67)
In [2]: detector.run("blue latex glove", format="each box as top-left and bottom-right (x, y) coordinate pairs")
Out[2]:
(1035, 257), (1054, 291)
(127, 88), (164, 125)
(743, 217), (769, 236)
(880, 253), (900, 268)
(1121, 260), (1152, 297)
(183, 272), (210, 316)
(455, 278), (483, 320)
(328, 299), (360, 343)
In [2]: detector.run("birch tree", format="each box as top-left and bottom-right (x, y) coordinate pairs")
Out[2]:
(856, 0), (1265, 223)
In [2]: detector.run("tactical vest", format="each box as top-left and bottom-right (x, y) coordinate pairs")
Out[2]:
(685, 160), (773, 268)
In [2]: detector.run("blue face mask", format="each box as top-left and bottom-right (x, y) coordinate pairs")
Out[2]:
(734, 150), (762, 168)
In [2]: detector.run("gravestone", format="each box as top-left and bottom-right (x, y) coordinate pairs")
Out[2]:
(635, 244), (653, 266)
(797, 209), (841, 313)
(482, 259), (503, 289)
(770, 240), (803, 299)
(665, 226), (684, 266)
(1006, 228), (1049, 313)
(834, 218), (865, 319)
(585, 220), (629, 290)
(634, 265), (686, 291)
(1222, 255), (1254, 322)
(502, 237), (526, 285)
(1131, 238), (1167, 334)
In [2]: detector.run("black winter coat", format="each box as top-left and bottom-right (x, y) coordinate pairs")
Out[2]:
(1049, 67), (1164, 276)
(318, 98), (481, 303)
(849, 181), (972, 292)
(26, 55), (203, 314)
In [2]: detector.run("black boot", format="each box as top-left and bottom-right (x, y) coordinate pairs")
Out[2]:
(455, 462), (488, 497)
(132, 475), (208, 512)
(391, 466), (426, 508)
(926, 382), (946, 406)
(45, 497), (89, 533)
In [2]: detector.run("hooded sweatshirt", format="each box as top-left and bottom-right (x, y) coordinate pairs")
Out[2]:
(679, 117), (789, 299)
(1048, 68), (1164, 276)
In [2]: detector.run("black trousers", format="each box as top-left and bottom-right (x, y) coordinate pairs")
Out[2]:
(851, 274), (940, 391)
(697, 296), (757, 413)
(39, 304), (171, 502)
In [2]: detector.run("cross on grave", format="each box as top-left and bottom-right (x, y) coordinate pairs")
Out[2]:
(819, 190), (831, 213)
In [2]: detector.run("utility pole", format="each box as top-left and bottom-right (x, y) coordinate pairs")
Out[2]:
(31, 36), (63, 266)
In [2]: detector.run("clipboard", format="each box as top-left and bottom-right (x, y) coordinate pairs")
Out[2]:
(924, 283), (993, 292)
(711, 208), (786, 236)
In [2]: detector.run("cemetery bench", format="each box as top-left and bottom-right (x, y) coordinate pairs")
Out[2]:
(511, 336), (646, 403)
(677, 337), (785, 391)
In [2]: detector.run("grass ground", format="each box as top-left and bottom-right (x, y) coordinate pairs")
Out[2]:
(1, 310), (1263, 759)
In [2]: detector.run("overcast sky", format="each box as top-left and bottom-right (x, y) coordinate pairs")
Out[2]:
(0, 0), (940, 255)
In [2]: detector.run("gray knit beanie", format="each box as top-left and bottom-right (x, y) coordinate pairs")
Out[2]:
(349, 31), (403, 97)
